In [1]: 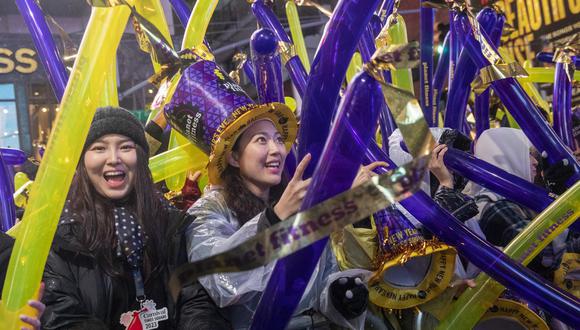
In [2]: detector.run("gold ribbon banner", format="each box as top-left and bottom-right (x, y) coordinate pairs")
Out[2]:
(169, 156), (429, 299)
(472, 61), (529, 94)
(365, 34), (436, 158)
(366, 42), (420, 72)
(278, 41), (297, 65)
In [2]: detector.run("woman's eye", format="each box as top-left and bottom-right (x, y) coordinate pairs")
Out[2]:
(276, 136), (284, 144)
(121, 144), (136, 150)
(91, 146), (106, 152)
(256, 136), (267, 143)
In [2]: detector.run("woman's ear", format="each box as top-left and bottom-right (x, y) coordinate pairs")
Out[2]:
(227, 151), (240, 168)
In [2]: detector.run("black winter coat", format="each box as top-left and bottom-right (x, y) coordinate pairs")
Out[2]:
(41, 208), (231, 330)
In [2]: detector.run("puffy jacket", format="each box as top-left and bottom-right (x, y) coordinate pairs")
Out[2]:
(41, 207), (231, 330)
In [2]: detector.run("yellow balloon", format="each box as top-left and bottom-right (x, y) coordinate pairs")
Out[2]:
(198, 172), (209, 192)
(13, 171), (32, 209)
(346, 52), (363, 83)
(149, 142), (207, 183)
(99, 58), (119, 107)
(181, 0), (219, 49)
(13, 172), (29, 191)
(165, 130), (190, 191)
(284, 96), (297, 113)
(387, 15), (414, 95)
(286, 1), (310, 72)
(0, 5), (131, 328)
(438, 182), (580, 330)
(135, 0), (173, 72)
(497, 48), (550, 118)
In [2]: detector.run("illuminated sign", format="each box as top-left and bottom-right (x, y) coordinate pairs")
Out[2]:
(0, 48), (38, 74)
(494, 0), (579, 63)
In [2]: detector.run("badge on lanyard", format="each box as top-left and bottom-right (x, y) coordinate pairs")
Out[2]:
(120, 300), (169, 330)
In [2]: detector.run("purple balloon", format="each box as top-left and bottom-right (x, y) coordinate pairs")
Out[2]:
(377, 0), (395, 25)
(444, 148), (553, 211)
(357, 19), (397, 147)
(251, 71), (383, 328)
(242, 58), (256, 86)
(475, 90), (490, 138)
(553, 60), (575, 149)
(537, 52), (580, 67)
(474, 12), (504, 138)
(0, 152), (16, 232)
(444, 8), (497, 130)
(448, 11), (462, 85)
(168, 0), (191, 30)
(432, 32), (450, 127)
(0, 148), (27, 166)
(453, 12), (580, 183)
(250, 28), (284, 104)
(296, 0), (381, 174)
(16, 0), (68, 101)
(364, 143), (580, 325)
(358, 24), (375, 63)
(420, 7), (435, 126)
(251, 0), (308, 97)
(250, 28), (296, 176)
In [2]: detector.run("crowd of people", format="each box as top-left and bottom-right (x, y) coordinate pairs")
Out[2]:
(1, 95), (579, 329)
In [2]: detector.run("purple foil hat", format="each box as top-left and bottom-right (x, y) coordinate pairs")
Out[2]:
(164, 60), (255, 154)
(164, 60), (297, 184)
(368, 205), (456, 309)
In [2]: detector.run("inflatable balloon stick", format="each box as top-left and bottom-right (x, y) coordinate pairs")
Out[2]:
(346, 52), (363, 83)
(286, 0), (311, 72)
(454, 11), (580, 183)
(165, 130), (190, 191)
(16, 0), (68, 101)
(182, 0), (218, 48)
(518, 66), (580, 83)
(168, 0), (191, 29)
(0, 152), (16, 232)
(251, 0), (308, 97)
(552, 45), (576, 149)
(385, 14), (414, 94)
(499, 50), (551, 115)
(0, 5), (131, 328)
(100, 58), (119, 107)
(438, 181), (580, 330)
(252, 0), (384, 326)
(149, 143), (207, 183)
(419, 6), (434, 125)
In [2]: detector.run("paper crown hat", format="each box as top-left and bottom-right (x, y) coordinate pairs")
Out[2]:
(368, 205), (456, 310)
(477, 293), (548, 330)
(164, 60), (298, 184)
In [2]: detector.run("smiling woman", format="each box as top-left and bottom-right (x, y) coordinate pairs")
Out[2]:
(40, 107), (230, 330)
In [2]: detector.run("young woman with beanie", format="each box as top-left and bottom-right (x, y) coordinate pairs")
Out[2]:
(40, 106), (230, 330)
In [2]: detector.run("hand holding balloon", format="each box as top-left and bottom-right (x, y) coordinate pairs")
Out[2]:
(429, 144), (453, 188)
(541, 155), (574, 195)
(351, 161), (389, 188)
(19, 282), (45, 330)
(274, 154), (312, 220)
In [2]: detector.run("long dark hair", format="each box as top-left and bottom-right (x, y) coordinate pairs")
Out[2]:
(68, 144), (167, 277)
(221, 138), (286, 225)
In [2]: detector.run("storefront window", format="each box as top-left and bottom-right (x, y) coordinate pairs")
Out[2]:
(0, 83), (20, 149)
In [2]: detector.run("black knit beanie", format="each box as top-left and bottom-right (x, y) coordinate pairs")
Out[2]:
(84, 106), (149, 155)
